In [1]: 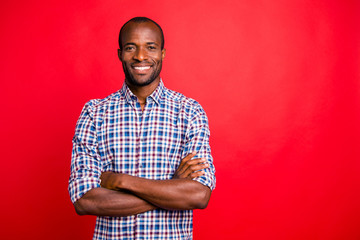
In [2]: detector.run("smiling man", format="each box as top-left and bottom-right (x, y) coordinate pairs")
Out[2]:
(68, 17), (216, 240)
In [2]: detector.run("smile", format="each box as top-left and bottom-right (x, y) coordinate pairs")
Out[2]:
(133, 66), (151, 70)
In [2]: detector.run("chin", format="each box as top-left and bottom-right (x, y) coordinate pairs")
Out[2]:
(128, 77), (157, 87)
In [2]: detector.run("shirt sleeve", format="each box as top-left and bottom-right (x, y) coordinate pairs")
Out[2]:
(183, 102), (216, 190)
(68, 101), (102, 204)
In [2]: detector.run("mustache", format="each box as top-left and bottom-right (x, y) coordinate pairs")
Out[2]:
(131, 60), (154, 65)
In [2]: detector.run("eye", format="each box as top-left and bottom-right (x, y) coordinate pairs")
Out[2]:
(124, 46), (135, 51)
(148, 46), (156, 50)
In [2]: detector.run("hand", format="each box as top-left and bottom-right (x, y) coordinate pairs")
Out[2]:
(173, 152), (209, 179)
(100, 171), (123, 190)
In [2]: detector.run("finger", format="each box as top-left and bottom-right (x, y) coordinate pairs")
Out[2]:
(176, 152), (197, 174)
(177, 158), (209, 177)
(185, 157), (207, 166)
(182, 162), (209, 175)
(179, 152), (197, 166)
(178, 158), (207, 175)
(181, 162), (209, 178)
(189, 162), (209, 172)
(190, 170), (205, 179)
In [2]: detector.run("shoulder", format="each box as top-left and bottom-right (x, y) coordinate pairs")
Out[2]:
(80, 90), (121, 118)
(162, 87), (208, 122)
(163, 87), (204, 111)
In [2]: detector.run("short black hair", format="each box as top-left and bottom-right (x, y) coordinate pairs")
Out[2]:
(118, 17), (165, 50)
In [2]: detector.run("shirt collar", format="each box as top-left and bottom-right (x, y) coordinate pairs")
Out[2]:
(120, 79), (165, 105)
(149, 79), (164, 105)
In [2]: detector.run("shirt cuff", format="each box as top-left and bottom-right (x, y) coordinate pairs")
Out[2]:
(194, 174), (216, 191)
(68, 177), (101, 204)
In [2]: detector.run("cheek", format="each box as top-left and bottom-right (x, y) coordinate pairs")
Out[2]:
(149, 52), (163, 60)
(152, 56), (163, 65)
(121, 53), (133, 62)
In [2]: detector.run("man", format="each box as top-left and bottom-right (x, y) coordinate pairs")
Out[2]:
(68, 17), (216, 239)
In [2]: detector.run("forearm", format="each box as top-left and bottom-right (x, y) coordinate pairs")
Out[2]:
(74, 187), (156, 217)
(118, 175), (211, 210)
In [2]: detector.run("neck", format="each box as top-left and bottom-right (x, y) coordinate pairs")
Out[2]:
(126, 78), (160, 104)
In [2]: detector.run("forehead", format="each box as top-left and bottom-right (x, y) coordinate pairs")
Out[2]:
(121, 22), (162, 46)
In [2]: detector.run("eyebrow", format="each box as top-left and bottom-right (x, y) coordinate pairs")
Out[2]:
(146, 42), (159, 46)
(124, 42), (159, 46)
(124, 43), (136, 47)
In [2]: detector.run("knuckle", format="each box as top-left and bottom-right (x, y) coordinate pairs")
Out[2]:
(190, 166), (197, 171)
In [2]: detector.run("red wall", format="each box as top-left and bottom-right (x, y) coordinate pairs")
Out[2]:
(1, 0), (359, 239)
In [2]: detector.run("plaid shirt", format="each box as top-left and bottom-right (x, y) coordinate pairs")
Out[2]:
(69, 80), (216, 240)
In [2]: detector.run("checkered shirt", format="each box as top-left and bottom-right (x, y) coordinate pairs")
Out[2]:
(69, 80), (216, 240)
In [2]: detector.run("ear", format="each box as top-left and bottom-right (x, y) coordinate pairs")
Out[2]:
(161, 48), (166, 60)
(118, 49), (122, 62)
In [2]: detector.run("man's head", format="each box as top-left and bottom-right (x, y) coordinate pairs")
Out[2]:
(119, 17), (164, 51)
(118, 17), (165, 87)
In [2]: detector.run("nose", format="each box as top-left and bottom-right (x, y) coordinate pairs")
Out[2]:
(133, 47), (147, 61)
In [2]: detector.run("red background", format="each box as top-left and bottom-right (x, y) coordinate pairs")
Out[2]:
(1, 0), (359, 239)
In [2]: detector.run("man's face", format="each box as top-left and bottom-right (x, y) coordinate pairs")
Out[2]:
(119, 21), (165, 87)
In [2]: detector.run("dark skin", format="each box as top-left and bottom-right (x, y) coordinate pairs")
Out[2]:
(119, 21), (166, 110)
(74, 21), (212, 217)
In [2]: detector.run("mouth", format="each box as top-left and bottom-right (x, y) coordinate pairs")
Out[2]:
(131, 64), (152, 74)
(133, 66), (151, 71)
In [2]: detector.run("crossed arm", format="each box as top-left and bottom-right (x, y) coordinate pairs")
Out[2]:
(74, 152), (211, 217)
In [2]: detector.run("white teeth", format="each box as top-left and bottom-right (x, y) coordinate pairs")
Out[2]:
(134, 66), (150, 70)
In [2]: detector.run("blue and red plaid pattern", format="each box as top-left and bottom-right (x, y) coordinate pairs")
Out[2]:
(69, 80), (216, 239)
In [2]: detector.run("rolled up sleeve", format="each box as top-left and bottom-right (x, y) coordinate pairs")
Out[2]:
(68, 102), (102, 204)
(183, 103), (216, 190)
